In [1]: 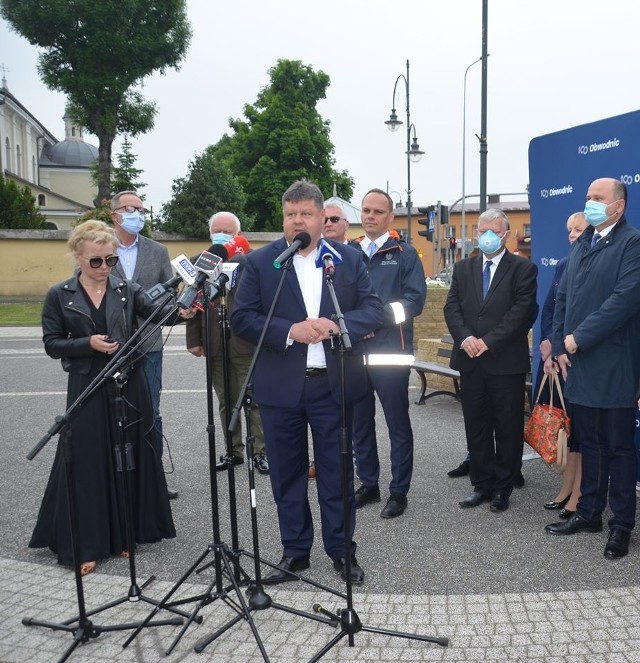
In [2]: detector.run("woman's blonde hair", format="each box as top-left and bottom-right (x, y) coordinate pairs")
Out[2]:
(68, 220), (118, 256)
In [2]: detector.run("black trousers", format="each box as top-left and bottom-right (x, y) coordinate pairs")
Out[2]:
(460, 367), (526, 496)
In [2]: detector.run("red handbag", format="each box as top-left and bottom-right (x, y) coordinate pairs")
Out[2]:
(524, 370), (570, 470)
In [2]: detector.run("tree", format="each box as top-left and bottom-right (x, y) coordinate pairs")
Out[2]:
(0, 0), (191, 205)
(213, 59), (354, 230)
(0, 175), (47, 229)
(110, 136), (147, 195)
(160, 147), (248, 239)
(89, 135), (146, 195)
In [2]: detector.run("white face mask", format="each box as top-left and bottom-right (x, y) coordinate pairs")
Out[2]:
(120, 210), (145, 234)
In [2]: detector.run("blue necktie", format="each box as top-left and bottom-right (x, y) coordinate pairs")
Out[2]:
(482, 260), (493, 299)
(368, 241), (377, 258)
(590, 232), (601, 249)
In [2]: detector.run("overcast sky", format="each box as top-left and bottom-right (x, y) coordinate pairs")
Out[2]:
(1, 0), (639, 216)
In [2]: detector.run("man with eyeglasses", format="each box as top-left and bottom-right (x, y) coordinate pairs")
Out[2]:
(323, 205), (349, 244)
(110, 190), (178, 500)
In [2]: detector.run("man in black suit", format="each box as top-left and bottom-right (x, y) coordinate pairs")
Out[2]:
(444, 208), (537, 513)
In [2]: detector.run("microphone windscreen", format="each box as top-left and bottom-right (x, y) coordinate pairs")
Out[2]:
(224, 235), (251, 258)
(191, 244), (228, 263)
(294, 232), (311, 249)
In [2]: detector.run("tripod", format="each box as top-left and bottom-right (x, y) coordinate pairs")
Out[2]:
(23, 291), (193, 661)
(126, 258), (342, 660)
(305, 255), (449, 660)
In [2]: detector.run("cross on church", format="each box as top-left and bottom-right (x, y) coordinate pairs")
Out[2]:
(0, 63), (9, 89)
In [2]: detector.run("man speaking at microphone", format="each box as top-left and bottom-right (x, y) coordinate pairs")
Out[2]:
(186, 212), (269, 474)
(232, 180), (384, 585)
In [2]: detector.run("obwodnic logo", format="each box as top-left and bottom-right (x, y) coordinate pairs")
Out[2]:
(577, 137), (621, 156)
(540, 185), (573, 199)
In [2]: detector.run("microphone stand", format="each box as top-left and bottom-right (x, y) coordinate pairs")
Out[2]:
(22, 290), (193, 662)
(123, 276), (268, 658)
(191, 254), (342, 659)
(306, 262), (449, 661)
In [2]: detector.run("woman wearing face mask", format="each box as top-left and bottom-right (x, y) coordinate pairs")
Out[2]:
(29, 221), (189, 576)
(539, 212), (588, 516)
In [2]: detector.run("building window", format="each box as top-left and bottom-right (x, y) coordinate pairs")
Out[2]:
(16, 144), (21, 177)
(5, 137), (10, 171)
(523, 224), (531, 238)
(32, 156), (37, 183)
(38, 194), (46, 206)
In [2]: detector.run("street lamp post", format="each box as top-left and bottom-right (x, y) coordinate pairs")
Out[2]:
(461, 57), (482, 259)
(385, 59), (424, 244)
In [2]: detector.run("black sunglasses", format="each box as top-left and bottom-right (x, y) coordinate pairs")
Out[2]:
(325, 215), (345, 224)
(87, 255), (119, 268)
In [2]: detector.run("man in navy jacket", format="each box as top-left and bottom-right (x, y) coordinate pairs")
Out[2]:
(546, 177), (640, 559)
(351, 189), (426, 519)
(231, 180), (384, 584)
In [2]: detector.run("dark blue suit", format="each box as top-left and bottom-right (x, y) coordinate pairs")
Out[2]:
(231, 239), (384, 559)
(553, 218), (640, 531)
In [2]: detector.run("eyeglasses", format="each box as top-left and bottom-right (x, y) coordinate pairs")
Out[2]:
(116, 205), (148, 215)
(325, 216), (346, 224)
(85, 255), (119, 268)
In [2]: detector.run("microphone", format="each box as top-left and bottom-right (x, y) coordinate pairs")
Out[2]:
(170, 254), (198, 285)
(196, 236), (251, 264)
(177, 251), (224, 309)
(312, 603), (339, 624)
(315, 239), (343, 278)
(143, 274), (184, 304)
(145, 254), (198, 304)
(273, 232), (311, 269)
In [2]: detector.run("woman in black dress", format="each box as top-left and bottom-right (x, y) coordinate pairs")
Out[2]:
(30, 220), (187, 575)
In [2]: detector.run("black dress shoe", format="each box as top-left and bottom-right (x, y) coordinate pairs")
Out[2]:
(354, 485), (380, 509)
(262, 555), (310, 584)
(604, 528), (630, 559)
(544, 495), (571, 510)
(512, 471), (525, 488)
(545, 512), (602, 535)
(380, 494), (407, 519)
(215, 455), (244, 472)
(447, 460), (470, 478)
(167, 488), (179, 500)
(459, 491), (490, 508)
(333, 555), (364, 584)
(559, 508), (575, 519)
(490, 493), (509, 513)
(253, 453), (269, 475)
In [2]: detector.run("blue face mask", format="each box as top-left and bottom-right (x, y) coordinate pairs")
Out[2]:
(478, 229), (505, 255)
(584, 200), (612, 227)
(120, 211), (145, 235)
(210, 232), (233, 245)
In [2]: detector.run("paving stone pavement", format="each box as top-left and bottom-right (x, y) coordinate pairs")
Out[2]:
(1, 326), (640, 662)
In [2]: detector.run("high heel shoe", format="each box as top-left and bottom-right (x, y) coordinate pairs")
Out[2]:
(543, 494), (571, 510)
(559, 508), (575, 519)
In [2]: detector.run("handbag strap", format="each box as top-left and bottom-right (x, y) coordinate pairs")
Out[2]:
(533, 372), (550, 406)
(551, 369), (568, 412)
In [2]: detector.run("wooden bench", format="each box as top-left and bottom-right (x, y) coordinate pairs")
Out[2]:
(412, 335), (533, 408)
(412, 337), (460, 405)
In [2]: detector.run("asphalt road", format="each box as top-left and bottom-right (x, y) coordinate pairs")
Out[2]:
(1, 325), (639, 598)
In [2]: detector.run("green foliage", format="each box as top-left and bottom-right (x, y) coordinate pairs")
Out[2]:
(0, 175), (47, 229)
(160, 147), (248, 239)
(89, 136), (146, 194)
(212, 59), (354, 230)
(110, 136), (147, 194)
(0, 0), (191, 204)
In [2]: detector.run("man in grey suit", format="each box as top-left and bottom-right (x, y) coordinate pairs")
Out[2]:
(110, 190), (178, 499)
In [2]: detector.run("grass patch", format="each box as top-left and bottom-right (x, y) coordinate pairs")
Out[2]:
(0, 302), (43, 326)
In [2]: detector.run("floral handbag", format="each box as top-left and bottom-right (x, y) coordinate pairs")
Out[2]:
(524, 369), (570, 470)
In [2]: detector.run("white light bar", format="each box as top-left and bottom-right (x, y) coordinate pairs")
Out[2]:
(365, 354), (415, 366)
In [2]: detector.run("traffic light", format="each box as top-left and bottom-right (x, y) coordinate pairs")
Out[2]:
(417, 206), (435, 241)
